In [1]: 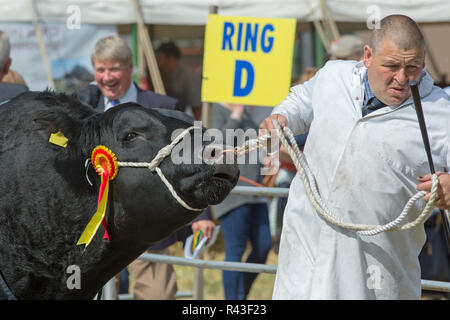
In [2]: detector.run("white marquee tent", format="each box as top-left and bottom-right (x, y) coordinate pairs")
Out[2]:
(0, 0), (450, 25)
(1, 0), (450, 91)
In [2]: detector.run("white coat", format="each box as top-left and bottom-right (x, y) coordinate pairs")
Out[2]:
(272, 60), (450, 299)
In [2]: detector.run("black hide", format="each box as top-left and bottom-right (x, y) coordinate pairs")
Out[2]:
(0, 91), (239, 299)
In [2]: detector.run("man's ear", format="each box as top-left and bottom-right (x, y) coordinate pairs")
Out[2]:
(1, 58), (11, 80)
(363, 45), (373, 68)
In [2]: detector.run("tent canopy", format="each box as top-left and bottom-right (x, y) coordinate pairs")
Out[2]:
(1, 0), (450, 25)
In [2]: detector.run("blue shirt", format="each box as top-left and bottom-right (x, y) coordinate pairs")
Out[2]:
(362, 70), (374, 109)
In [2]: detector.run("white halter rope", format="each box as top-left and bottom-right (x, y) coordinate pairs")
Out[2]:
(270, 119), (439, 236)
(118, 126), (205, 212)
(236, 119), (438, 236)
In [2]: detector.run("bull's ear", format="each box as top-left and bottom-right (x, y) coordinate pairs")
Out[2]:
(34, 110), (80, 148)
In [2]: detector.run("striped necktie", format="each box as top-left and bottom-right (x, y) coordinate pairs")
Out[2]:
(362, 97), (386, 116)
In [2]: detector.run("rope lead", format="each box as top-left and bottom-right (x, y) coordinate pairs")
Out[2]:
(270, 118), (438, 236)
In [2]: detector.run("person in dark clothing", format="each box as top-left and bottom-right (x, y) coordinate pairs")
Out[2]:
(0, 31), (28, 104)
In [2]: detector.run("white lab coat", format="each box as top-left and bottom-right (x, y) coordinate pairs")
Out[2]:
(272, 60), (450, 299)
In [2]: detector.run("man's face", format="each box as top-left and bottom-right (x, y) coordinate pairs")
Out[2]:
(363, 37), (425, 106)
(93, 59), (133, 101)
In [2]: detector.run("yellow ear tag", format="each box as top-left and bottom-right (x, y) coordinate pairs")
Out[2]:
(49, 130), (68, 148)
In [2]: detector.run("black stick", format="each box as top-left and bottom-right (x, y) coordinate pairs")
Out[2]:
(409, 80), (450, 253)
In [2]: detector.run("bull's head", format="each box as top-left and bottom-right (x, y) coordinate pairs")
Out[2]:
(34, 98), (239, 246)
(86, 104), (239, 243)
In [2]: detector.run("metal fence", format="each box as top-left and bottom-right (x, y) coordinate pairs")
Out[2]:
(101, 185), (450, 299)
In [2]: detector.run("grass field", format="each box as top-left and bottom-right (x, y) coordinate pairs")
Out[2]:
(169, 232), (278, 300)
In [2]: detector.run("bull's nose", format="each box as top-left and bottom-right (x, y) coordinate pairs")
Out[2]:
(202, 144), (236, 165)
(213, 162), (240, 182)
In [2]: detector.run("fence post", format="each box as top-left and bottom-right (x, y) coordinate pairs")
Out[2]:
(102, 277), (117, 300)
(192, 252), (204, 299)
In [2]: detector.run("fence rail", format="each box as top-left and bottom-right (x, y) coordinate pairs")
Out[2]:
(102, 253), (450, 299)
(102, 185), (450, 299)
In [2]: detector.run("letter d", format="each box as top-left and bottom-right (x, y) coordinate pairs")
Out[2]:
(233, 60), (254, 97)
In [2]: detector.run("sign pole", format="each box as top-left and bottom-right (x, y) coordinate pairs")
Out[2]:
(201, 5), (218, 129)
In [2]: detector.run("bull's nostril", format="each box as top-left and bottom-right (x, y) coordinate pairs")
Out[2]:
(202, 144), (226, 164)
(214, 173), (231, 180)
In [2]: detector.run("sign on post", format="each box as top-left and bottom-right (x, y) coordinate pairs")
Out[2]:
(202, 14), (296, 107)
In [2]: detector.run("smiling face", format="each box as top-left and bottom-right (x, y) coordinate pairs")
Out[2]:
(93, 59), (133, 101)
(363, 36), (425, 106)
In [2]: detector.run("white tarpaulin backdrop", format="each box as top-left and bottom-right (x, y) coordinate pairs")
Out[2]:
(0, 0), (450, 25)
(2, 0), (450, 90)
(0, 23), (116, 90)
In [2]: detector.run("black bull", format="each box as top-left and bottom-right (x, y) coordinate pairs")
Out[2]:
(0, 91), (239, 299)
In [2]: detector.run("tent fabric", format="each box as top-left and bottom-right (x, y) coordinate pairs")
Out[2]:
(1, 0), (450, 25)
(0, 0), (321, 25)
(327, 0), (450, 23)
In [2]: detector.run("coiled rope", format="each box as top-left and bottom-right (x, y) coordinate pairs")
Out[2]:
(239, 119), (438, 236)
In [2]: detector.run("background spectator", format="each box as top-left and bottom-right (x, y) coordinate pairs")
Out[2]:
(156, 41), (203, 120)
(0, 30), (28, 103)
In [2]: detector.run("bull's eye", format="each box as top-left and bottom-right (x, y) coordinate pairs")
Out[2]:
(124, 132), (138, 141)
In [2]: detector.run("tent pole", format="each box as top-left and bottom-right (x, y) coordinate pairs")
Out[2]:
(320, 0), (340, 41)
(130, 0), (166, 95)
(29, 0), (55, 90)
(131, 24), (140, 86)
(314, 27), (326, 68)
(201, 5), (218, 129)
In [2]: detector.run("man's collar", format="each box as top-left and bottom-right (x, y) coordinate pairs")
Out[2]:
(103, 82), (138, 111)
(362, 70), (374, 108)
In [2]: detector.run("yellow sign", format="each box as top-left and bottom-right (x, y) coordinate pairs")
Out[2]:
(202, 14), (296, 107)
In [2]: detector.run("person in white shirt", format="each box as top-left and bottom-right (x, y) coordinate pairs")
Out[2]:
(260, 14), (450, 299)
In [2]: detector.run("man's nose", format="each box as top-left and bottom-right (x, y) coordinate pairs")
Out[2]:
(102, 70), (114, 82)
(395, 68), (408, 85)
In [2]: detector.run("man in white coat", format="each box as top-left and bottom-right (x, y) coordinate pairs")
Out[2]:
(260, 15), (450, 299)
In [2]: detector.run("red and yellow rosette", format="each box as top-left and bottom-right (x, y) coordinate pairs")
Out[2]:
(77, 146), (119, 249)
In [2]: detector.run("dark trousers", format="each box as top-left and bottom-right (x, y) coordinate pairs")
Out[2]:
(219, 203), (272, 300)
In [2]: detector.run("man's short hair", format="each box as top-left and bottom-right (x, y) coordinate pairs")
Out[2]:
(157, 41), (181, 60)
(91, 35), (133, 66)
(370, 15), (425, 55)
(0, 31), (11, 68)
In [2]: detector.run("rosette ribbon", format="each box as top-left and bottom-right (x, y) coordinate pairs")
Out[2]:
(77, 146), (119, 249)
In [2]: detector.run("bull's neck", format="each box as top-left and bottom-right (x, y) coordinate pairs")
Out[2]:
(75, 237), (149, 299)
(68, 197), (152, 299)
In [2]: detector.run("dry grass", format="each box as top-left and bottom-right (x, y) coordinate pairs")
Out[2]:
(169, 232), (278, 300)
